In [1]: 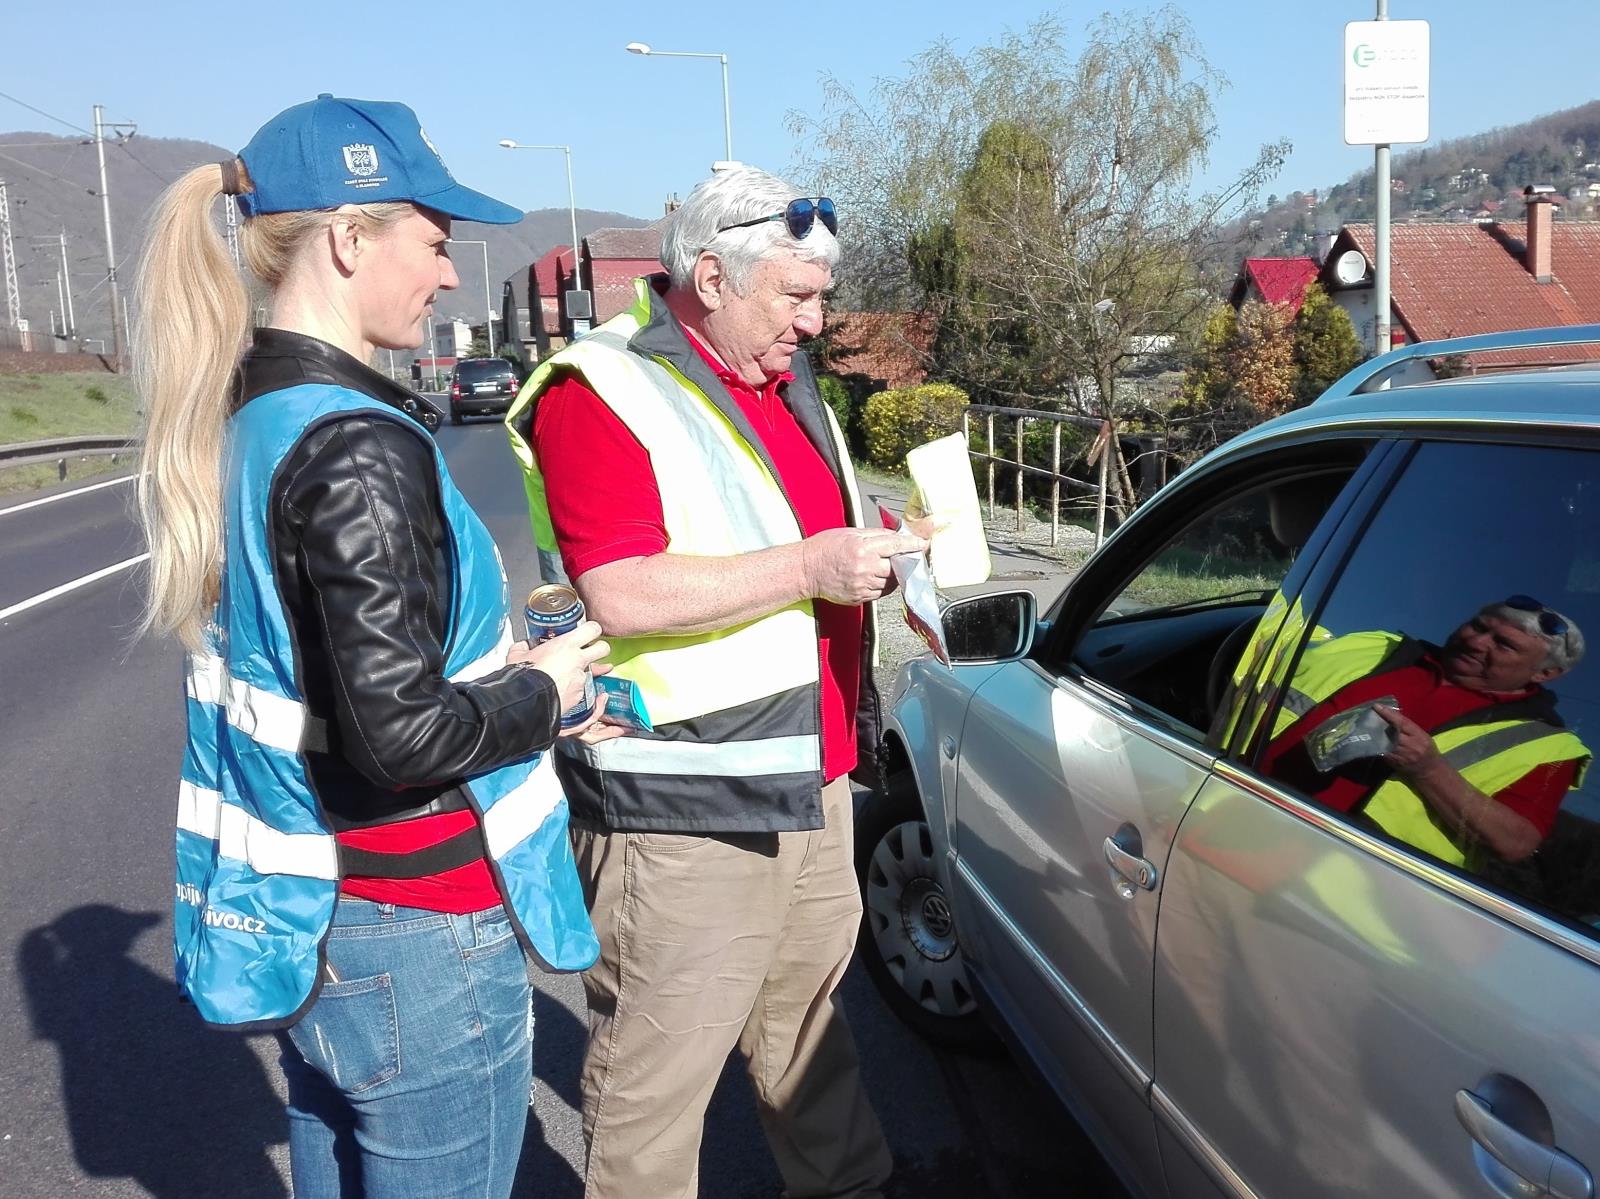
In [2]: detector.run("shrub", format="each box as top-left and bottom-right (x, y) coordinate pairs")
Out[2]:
(816, 374), (852, 439)
(85, 385), (110, 405)
(860, 383), (970, 468)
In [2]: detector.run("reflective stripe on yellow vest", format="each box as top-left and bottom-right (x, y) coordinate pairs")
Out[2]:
(1215, 589), (1333, 751)
(1272, 631), (1591, 866)
(504, 279), (862, 779)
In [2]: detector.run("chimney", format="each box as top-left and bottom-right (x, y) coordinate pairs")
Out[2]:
(1524, 185), (1555, 282)
(663, 192), (681, 215)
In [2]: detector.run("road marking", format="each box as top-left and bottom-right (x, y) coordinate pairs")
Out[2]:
(0, 553), (149, 623)
(0, 473), (136, 517)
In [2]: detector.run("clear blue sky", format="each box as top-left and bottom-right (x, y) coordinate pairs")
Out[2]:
(7, 0), (1599, 222)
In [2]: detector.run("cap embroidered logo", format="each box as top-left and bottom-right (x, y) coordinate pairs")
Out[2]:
(343, 144), (380, 177)
(417, 127), (453, 179)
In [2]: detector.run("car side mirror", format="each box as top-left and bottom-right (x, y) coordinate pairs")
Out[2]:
(941, 590), (1037, 664)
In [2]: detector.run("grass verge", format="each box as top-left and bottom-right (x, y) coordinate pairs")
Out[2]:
(0, 373), (140, 497)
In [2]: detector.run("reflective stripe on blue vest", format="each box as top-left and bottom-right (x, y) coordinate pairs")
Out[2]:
(174, 385), (597, 1029)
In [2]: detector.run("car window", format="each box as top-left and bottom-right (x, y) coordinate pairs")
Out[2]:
(1066, 466), (1358, 736)
(457, 360), (512, 382)
(1250, 440), (1600, 935)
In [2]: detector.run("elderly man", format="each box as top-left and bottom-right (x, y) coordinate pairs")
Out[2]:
(1261, 596), (1590, 866)
(505, 167), (917, 1199)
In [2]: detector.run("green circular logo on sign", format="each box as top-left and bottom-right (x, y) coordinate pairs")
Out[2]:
(1353, 44), (1377, 67)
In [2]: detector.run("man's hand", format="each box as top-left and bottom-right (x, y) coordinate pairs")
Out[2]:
(1376, 705), (1444, 778)
(800, 528), (929, 606)
(558, 701), (630, 745)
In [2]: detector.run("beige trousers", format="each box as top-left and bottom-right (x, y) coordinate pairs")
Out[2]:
(571, 776), (892, 1199)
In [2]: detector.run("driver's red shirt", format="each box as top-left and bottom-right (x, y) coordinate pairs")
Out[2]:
(532, 330), (862, 782)
(1261, 653), (1575, 835)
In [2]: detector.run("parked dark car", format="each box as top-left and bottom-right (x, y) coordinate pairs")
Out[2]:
(448, 357), (519, 424)
(858, 325), (1600, 1199)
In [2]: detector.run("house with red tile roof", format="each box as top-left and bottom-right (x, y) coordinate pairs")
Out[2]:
(582, 223), (667, 325)
(1320, 190), (1600, 370)
(524, 221), (670, 350)
(521, 245), (577, 357)
(1228, 257), (1320, 315)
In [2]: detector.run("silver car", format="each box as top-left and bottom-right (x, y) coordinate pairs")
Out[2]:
(858, 326), (1600, 1199)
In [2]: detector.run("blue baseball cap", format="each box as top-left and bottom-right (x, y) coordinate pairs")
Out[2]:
(236, 94), (522, 224)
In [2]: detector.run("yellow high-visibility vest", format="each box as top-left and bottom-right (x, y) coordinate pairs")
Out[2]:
(505, 279), (870, 828)
(1272, 631), (1590, 866)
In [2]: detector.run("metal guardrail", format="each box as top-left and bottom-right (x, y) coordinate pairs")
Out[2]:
(0, 435), (139, 481)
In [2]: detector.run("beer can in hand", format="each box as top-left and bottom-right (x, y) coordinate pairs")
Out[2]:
(525, 584), (597, 728)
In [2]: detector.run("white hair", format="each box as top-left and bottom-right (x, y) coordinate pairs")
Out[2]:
(1481, 601), (1586, 673)
(659, 166), (839, 294)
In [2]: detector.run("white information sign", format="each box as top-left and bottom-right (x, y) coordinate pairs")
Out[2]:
(1344, 20), (1430, 145)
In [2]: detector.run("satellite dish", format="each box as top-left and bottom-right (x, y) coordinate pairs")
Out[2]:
(1334, 249), (1369, 286)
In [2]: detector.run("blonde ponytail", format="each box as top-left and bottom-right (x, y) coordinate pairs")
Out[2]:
(134, 162), (249, 651)
(134, 161), (415, 650)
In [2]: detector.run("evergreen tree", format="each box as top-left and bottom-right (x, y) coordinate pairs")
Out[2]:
(1179, 304), (1238, 413)
(1292, 283), (1363, 407)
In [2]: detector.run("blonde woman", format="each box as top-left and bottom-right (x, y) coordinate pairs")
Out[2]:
(135, 95), (613, 1197)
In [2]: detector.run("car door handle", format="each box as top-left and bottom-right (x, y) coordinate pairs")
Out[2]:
(1104, 830), (1158, 895)
(1455, 1089), (1594, 1199)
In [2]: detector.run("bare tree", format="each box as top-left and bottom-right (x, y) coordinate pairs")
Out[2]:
(790, 9), (1288, 515)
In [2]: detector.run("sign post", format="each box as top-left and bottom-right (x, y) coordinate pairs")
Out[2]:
(1344, 12), (1429, 358)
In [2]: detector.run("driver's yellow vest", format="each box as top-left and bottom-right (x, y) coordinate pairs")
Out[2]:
(1272, 631), (1590, 866)
(503, 280), (866, 832)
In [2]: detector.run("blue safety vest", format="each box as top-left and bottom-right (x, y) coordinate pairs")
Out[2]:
(174, 385), (597, 1029)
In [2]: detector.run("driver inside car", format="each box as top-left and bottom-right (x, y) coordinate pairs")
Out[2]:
(1258, 597), (1591, 867)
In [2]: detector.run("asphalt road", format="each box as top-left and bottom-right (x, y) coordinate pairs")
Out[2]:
(0, 412), (1126, 1198)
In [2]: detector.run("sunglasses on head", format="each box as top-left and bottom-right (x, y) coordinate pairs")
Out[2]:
(1504, 594), (1570, 639)
(717, 197), (837, 240)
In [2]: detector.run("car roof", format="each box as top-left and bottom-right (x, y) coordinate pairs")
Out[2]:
(1223, 358), (1600, 458)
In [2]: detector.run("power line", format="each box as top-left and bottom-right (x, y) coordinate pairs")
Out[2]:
(0, 147), (87, 190)
(0, 90), (92, 137)
(115, 140), (171, 186)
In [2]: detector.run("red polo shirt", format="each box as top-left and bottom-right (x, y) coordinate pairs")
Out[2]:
(1261, 653), (1575, 836)
(532, 329), (862, 781)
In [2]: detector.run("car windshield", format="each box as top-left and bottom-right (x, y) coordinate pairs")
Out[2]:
(457, 360), (512, 383)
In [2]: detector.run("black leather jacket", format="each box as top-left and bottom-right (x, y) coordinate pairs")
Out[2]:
(235, 328), (560, 841)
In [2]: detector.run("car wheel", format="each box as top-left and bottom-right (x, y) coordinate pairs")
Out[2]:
(855, 771), (995, 1051)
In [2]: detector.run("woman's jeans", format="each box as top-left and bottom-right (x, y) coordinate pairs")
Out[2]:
(275, 898), (534, 1199)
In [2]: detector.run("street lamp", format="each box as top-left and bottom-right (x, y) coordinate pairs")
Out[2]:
(497, 140), (592, 336)
(447, 238), (495, 355)
(624, 42), (734, 166)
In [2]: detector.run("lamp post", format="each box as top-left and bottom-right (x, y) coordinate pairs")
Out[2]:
(448, 238), (494, 355)
(497, 140), (591, 336)
(624, 43), (733, 166)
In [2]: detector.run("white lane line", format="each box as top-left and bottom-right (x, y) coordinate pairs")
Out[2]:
(0, 473), (137, 517)
(0, 553), (149, 623)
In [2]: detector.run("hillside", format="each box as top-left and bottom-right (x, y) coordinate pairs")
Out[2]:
(1233, 99), (1600, 260)
(0, 131), (649, 347)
